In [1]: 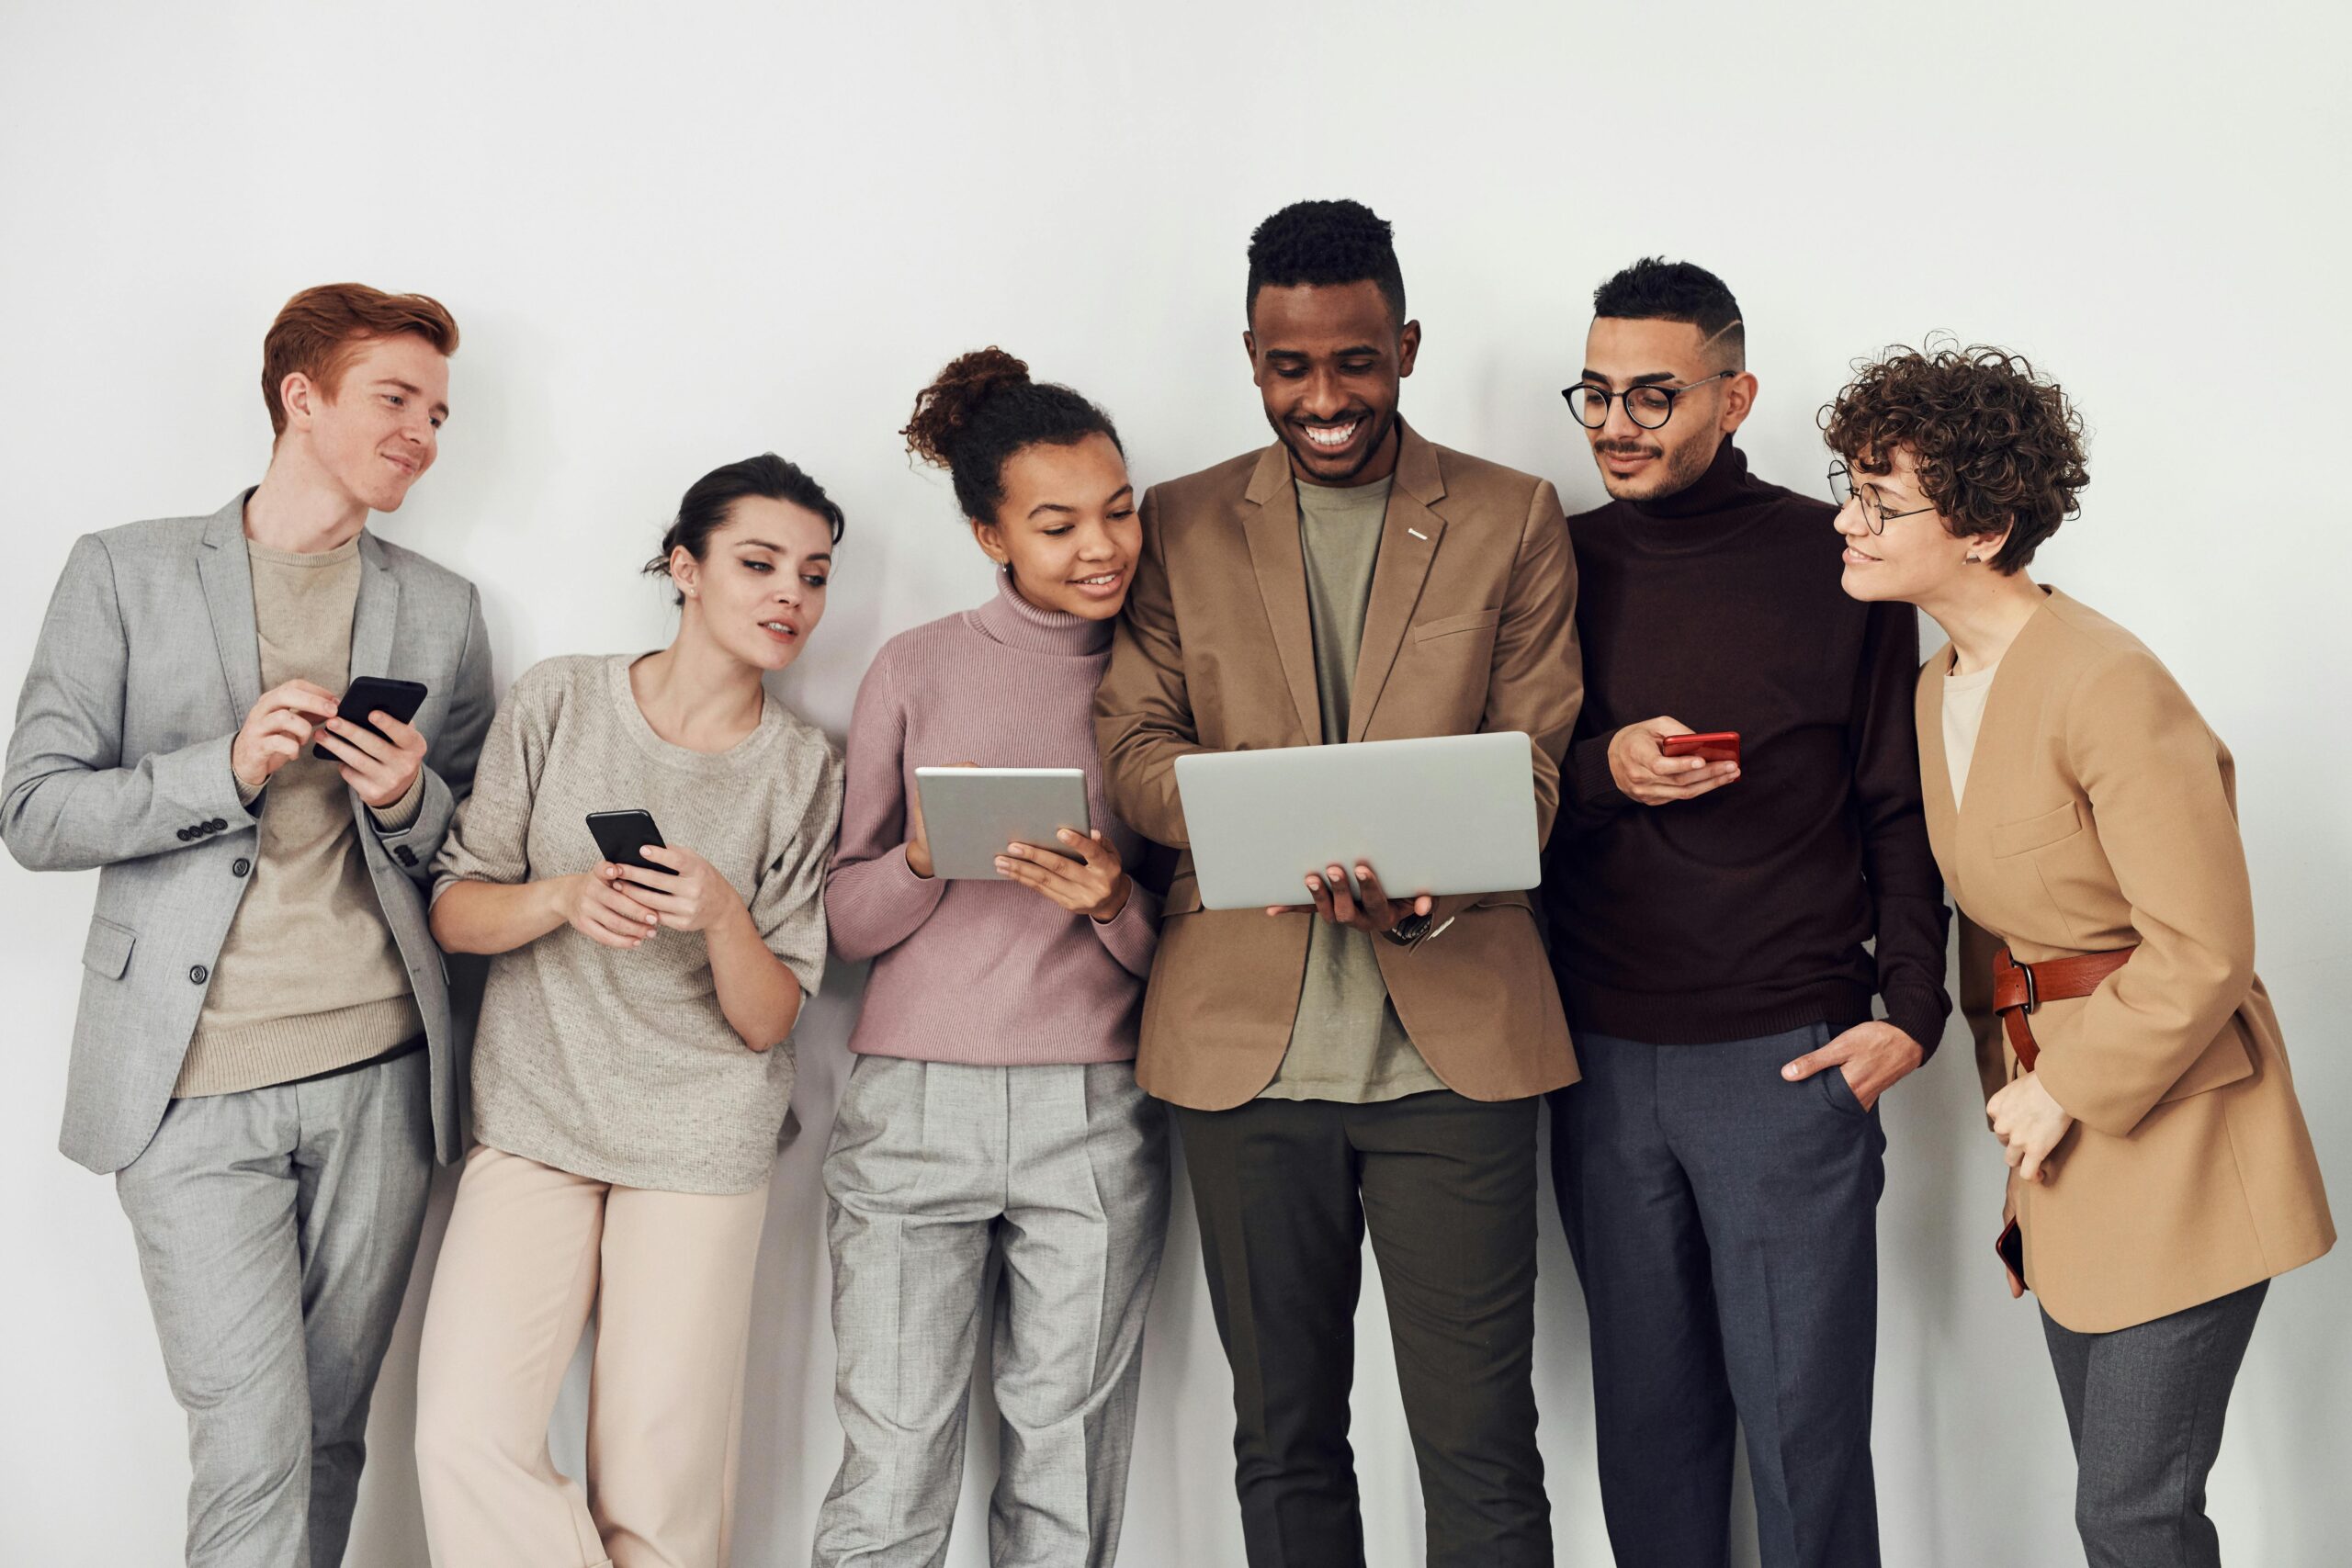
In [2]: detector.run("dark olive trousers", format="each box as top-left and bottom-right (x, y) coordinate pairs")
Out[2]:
(1172, 1089), (1550, 1568)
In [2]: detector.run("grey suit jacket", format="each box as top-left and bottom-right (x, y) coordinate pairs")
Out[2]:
(3, 492), (494, 1173)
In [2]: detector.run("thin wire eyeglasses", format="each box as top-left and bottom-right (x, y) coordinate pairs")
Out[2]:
(1561, 369), (1735, 431)
(1827, 460), (1934, 535)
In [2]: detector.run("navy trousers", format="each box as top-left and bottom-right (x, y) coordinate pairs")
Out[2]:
(1551, 1022), (1885, 1568)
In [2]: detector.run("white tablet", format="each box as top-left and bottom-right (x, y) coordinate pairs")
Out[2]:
(913, 767), (1091, 881)
(1173, 732), (1540, 910)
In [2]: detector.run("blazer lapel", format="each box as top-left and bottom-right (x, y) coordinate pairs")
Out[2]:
(196, 492), (263, 720)
(1239, 443), (1321, 745)
(348, 530), (401, 681)
(1346, 423), (1446, 744)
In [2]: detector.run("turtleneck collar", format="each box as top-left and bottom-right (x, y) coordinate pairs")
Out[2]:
(1627, 437), (1774, 522)
(967, 567), (1115, 658)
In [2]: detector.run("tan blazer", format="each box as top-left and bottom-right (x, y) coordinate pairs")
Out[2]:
(1095, 423), (1582, 1110)
(1922, 589), (2332, 1333)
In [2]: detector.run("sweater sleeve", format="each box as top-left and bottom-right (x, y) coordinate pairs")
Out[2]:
(1091, 871), (1160, 978)
(2032, 649), (2256, 1139)
(825, 645), (948, 963)
(1850, 603), (1952, 1055)
(752, 739), (843, 998)
(429, 667), (545, 902)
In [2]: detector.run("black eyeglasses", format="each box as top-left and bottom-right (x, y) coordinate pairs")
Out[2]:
(1827, 460), (1935, 535)
(1562, 369), (1735, 431)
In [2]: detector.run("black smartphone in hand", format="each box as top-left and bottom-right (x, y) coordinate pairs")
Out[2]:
(586, 809), (668, 872)
(313, 676), (429, 761)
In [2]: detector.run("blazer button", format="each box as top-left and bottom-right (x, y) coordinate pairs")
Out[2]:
(232, 858), (252, 877)
(188, 964), (209, 985)
(208, 818), (227, 832)
(175, 829), (193, 841)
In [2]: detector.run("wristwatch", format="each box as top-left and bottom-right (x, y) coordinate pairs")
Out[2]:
(1381, 910), (1434, 947)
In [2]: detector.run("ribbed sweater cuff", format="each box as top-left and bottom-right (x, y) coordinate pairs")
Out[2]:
(1882, 986), (1948, 1064)
(1568, 735), (1626, 815)
(175, 994), (426, 1099)
(826, 843), (950, 961)
(1094, 879), (1159, 977)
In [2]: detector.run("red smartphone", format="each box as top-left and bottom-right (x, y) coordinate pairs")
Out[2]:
(1660, 730), (1740, 764)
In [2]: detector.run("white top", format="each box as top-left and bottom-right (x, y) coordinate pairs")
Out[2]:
(1941, 659), (2002, 809)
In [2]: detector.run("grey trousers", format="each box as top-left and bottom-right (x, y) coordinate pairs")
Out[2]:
(812, 1055), (1170, 1568)
(114, 1046), (435, 1568)
(2041, 1280), (2267, 1568)
(1552, 1023), (1884, 1568)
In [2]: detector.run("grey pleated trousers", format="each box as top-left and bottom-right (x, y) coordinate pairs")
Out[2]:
(113, 1046), (434, 1568)
(812, 1055), (1170, 1568)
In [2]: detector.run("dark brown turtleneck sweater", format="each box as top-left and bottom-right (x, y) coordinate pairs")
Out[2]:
(1543, 440), (1951, 1053)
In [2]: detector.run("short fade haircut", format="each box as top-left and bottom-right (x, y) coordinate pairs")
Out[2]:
(1819, 342), (2088, 574)
(1246, 199), (1407, 329)
(262, 283), (460, 436)
(1592, 257), (1745, 369)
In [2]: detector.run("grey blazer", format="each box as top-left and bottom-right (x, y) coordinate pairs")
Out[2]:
(3, 492), (494, 1173)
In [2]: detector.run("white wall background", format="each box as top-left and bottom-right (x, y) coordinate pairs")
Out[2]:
(4, 3), (2346, 1562)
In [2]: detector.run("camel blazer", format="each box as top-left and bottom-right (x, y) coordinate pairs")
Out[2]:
(1096, 423), (1582, 1111)
(1922, 589), (2331, 1333)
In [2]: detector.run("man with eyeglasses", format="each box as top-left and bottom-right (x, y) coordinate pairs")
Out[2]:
(1540, 258), (1950, 1568)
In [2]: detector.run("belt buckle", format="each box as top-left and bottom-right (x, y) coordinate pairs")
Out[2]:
(2018, 960), (2039, 1015)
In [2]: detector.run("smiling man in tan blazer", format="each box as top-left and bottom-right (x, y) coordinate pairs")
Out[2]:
(1096, 199), (1579, 1568)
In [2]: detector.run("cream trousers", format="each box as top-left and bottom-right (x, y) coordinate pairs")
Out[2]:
(414, 1145), (769, 1568)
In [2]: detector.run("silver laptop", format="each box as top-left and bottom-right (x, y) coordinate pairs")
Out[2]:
(1173, 732), (1541, 910)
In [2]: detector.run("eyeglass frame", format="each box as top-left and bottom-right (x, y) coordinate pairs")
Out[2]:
(1826, 459), (1936, 536)
(1560, 368), (1736, 431)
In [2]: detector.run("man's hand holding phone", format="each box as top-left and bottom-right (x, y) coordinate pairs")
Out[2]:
(1609, 717), (1741, 806)
(231, 679), (340, 792)
(314, 707), (430, 810)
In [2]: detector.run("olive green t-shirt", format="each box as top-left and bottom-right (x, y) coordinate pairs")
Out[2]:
(1258, 476), (1446, 1103)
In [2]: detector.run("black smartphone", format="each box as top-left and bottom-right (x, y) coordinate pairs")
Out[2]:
(1996, 1217), (2028, 1291)
(313, 676), (429, 761)
(586, 809), (668, 872)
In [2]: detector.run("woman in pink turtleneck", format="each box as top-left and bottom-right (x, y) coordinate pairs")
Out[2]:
(810, 349), (1168, 1568)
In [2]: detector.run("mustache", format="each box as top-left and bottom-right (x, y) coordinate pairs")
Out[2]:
(1597, 441), (1660, 457)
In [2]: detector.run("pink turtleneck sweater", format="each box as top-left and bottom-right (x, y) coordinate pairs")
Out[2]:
(827, 571), (1159, 1065)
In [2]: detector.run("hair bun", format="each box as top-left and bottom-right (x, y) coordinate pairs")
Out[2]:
(903, 346), (1033, 468)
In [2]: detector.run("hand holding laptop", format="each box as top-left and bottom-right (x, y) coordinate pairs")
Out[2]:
(1277, 860), (1434, 933)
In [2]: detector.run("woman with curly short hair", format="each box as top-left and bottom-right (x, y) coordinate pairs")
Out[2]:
(1823, 344), (2332, 1567)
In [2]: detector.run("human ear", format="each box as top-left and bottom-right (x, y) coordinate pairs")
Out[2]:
(1720, 371), (1759, 434)
(970, 519), (1011, 567)
(1396, 320), (1421, 378)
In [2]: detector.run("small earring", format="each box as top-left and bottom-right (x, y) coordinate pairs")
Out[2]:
(1964, 555), (1982, 564)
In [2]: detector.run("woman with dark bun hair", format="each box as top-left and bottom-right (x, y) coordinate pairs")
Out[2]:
(413, 454), (847, 1567)
(812, 349), (1168, 1567)
(1826, 345), (2331, 1568)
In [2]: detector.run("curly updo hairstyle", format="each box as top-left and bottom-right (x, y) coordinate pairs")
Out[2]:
(1820, 343), (2088, 574)
(640, 452), (846, 605)
(901, 347), (1123, 525)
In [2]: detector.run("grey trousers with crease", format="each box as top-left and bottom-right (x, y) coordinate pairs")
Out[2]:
(2042, 1279), (2267, 1568)
(115, 1046), (434, 1568)
(812, 1055), (1170, 1568)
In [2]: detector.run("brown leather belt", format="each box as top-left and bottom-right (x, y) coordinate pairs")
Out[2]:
(1991, 945), (2135, 1070)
